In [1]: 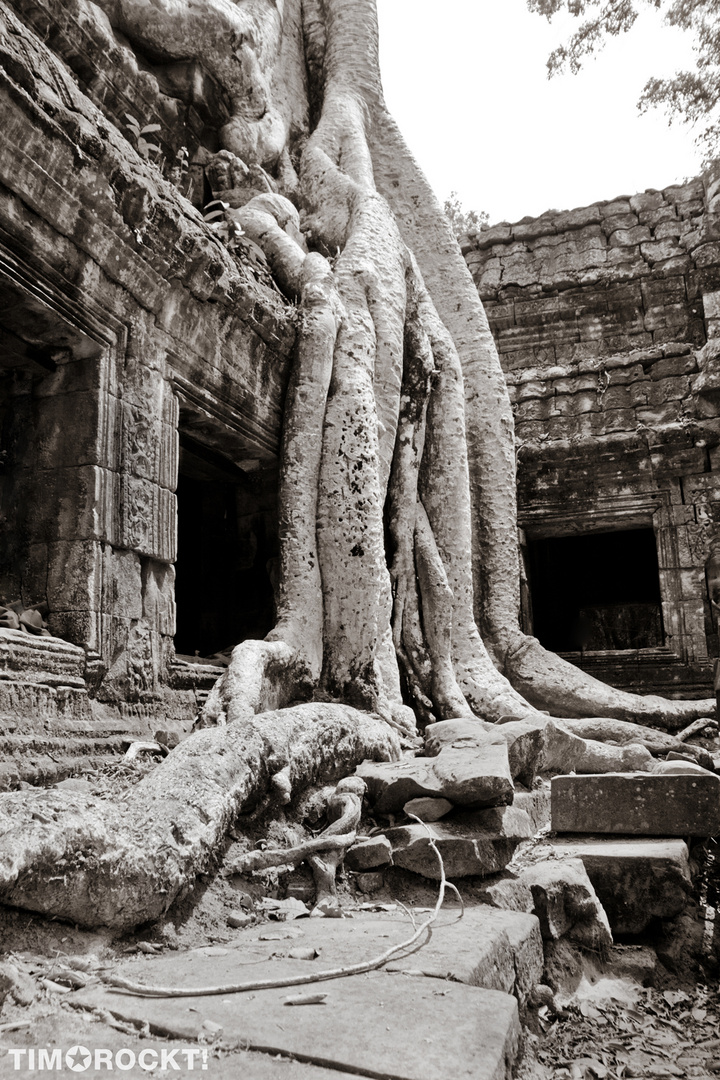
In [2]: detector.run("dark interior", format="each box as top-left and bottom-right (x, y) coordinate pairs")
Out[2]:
(173, 436), (278, 659)
(527, 527), (664, 652)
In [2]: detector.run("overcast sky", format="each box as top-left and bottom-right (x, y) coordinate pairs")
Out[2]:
(376, 0), (702, 225)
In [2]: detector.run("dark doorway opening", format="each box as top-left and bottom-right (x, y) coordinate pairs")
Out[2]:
(527, 528), (664, 652)
(173, 436), (277, 659)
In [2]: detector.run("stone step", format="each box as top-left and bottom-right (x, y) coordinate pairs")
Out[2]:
(551, 771), (720, 836)
(383, 804), (535, 879)
(212, 907), (543, 1003)
(74, 921), (527, 1080)
(0, 754), (113, 791)
(550, 837), (693, 934)
(0, 734), (128, 756)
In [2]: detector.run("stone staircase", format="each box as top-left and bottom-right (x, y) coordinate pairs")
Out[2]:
(350, 715), (720, 982)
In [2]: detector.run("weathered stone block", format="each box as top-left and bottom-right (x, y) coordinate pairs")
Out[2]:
(609, 225), (650, 247)
(630, 190), (664, 216)
(551, 838), (692, 934)
(641, 238), (684, 262)
(603, 212), (639, 232)
(46, 540), (101, 612)
(384, 820), (521, 880)
(601, 200), (633, 217)
(551, 772), (720, 836)
(517, 858), (613, 951)
(512, 788), (551, 832)
(424, 717), (546, 788)
(345, 836), (393, 872)
(357, 741), (513, 814)
(33, 391), (104, 469)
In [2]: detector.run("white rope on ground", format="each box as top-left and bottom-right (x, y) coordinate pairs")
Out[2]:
(104, 814), (457, 998)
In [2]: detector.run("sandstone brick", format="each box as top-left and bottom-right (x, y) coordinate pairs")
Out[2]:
(593, 407), (635, 434)
(653, 218), (687, 240)
(653, 255), (693, 275)
(471, 223), (512, 249)
(644, 375), (690, 404)
(357, 742), (513, 814)
(384, 814), (527, 879)
(641, 238), (685, 262)
(514, 398), (554, 423)
(609, 225), (650, 247)
(603, 212), (639, 232)
(607, 244), (642, 266)
(601, 385), (632, 410)
(694, 241), (720, 267)
(601, 200), (633, 217)
(557, 205), (603, 229)
(635, 402), (682, 427)
(514, 379), (555, 402)
(550, 373), (599, 395)
(644, 305), (690, 334)
(551, 772), (720, 836)
(630, 191), (664, 215)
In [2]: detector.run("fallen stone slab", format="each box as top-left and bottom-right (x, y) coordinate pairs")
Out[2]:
(345, 836), (393, 871)
(227, 907), (537, 997)
(552, 772), (720, 836)
(73, 955), (521, 1080)
(516, 858), (612, 952)
(424, 718), (545, 787)
(357, 742), (513, 814)
(225, 907), (541, 1002)
(384, 806), (533, 879)
(551, 838), (692, 934)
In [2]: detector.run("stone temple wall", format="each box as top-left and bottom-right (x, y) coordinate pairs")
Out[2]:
(0, 0), (296, 782)
(464, 172), (720, 697)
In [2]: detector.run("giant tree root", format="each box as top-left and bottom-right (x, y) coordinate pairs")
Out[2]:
(559, 717), (715, 767)
(227, 776), (366, 914)
(500, 635), (716, 730)
(0, 705), (399, 930)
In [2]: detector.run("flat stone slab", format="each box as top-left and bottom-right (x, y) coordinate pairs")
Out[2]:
(357, 742), (513, 814)
(177, 907), (542, 1003)
(73, 950), (520, 1080)
(551, 838), (692, 934)
(551, 772), (720, 836)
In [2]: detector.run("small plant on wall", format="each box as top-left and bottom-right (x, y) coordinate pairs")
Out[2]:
(124, 114), (163, 163)
(203, 200), (244, 253)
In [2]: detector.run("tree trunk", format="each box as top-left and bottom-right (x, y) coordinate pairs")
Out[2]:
(0, 0), (714, 929)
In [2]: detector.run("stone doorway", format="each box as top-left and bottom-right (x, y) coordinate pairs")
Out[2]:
(527, 527), (664, 653)
(173, 436), (278, 660)
(0, 277), (107, 645)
